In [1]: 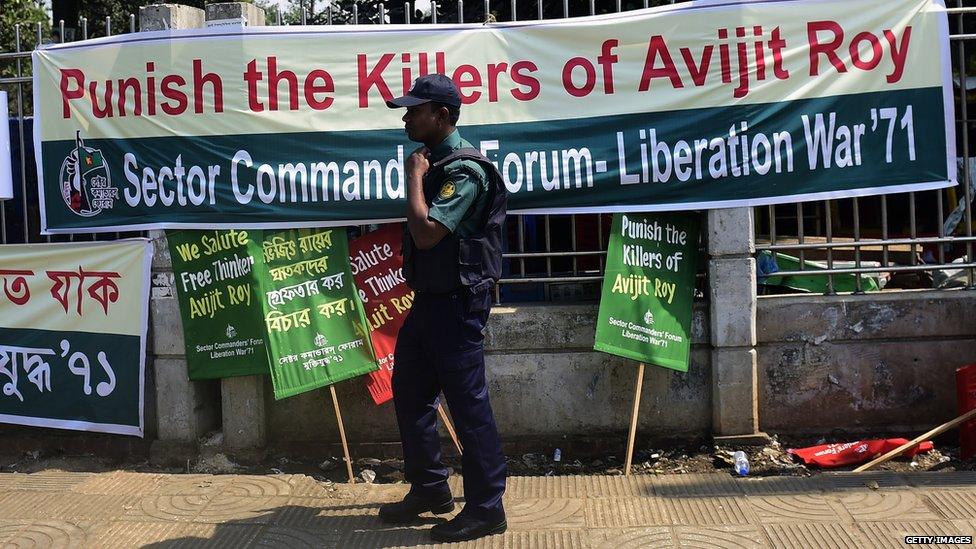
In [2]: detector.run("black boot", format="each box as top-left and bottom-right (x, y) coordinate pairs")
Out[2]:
(378, 492), (455, 524)
(430, 512), (507, 542)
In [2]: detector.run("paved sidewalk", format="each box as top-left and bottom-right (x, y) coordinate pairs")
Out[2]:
(0, 470), (974, 547)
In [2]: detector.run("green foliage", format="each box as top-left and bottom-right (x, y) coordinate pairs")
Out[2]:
(1, 0), (50, 116)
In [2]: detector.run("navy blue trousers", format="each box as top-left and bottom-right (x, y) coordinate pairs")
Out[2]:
(392, 283), (507, 521)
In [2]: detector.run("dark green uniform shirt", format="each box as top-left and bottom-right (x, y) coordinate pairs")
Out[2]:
(426, 130), (489, 238)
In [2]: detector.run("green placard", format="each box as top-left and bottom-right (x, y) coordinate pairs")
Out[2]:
(594, 213), (700, 372)
(251, 228), (378, 400)
(166, 229), (269, 380)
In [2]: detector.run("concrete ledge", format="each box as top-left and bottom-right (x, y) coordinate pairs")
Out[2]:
(707, 208), (755, 257)
(485, 303), (709, 351)
(151, 231), (171, 271)
(708, 257), (757, 348)
(149, 439), (198, 467)
(713, 432), (771, 446)
(489, 349), (711, 437)
(712, 347), (758, 386)
(711, 348), (759, 436)
(758, 289), (976, 342)
(206, 2), (266, 25)
(222, 375), (268, 449)
(712, 380), (758, 436)
(267, 349), (712, 443)
(150, 296), (185, 356)
(0, 426), (152, 460)
(139, 4), (205, 31)
(149, 295), (711, 356)
(153, 358), (221, 441)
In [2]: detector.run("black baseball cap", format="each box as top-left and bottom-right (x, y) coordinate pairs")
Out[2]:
(386, 74), (461, 109)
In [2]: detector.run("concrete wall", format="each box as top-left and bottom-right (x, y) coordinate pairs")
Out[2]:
(148, 297), (713, 448)
(253, 289), (975, 447)
(757, 289), (976, 435)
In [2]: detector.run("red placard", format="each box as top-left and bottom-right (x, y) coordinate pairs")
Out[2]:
(349, 224), (414, 405)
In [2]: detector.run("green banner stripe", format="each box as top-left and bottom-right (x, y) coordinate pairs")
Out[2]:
(0, 327), (142, 430)
(42, 87), (948, 231)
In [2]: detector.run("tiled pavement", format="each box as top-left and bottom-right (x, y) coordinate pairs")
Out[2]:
(0, 470), (974, 547)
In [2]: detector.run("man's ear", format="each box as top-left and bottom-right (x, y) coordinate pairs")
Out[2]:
(435, 105), (451, 125)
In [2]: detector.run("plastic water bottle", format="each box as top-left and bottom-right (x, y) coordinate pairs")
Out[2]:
(733, 451), (750, 476)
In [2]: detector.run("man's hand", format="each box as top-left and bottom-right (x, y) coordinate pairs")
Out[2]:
(406, 147), (430, 182)
(404, 146), (449, 250)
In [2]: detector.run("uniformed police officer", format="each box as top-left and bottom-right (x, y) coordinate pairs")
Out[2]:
(380, 74), (508, 542)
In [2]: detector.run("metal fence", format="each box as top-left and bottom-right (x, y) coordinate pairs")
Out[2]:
(1, 0), (972, 303)
(754, 3), (976, 294)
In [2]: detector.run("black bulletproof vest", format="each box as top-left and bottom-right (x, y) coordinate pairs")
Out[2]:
(402, 147), (508, 294)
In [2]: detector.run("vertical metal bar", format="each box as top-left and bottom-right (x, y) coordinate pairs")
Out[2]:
(81, 17), (88, 40)
(570, 215), (578, 276)
(796, 203), (805, 269)
(0, 180), (5, 243)
(431, 2), (437, 23)
(796, 202), (805, 271)
(381, 3), (387, 23)
(511, 0), (516, 21)
(853, 197), (863, 293)
(104, 20), (117, 241)
(518, 215), (526, 277)
(544, 215), (552, 279)
(130, 14), (136, 33)
(563, 0), (569, 17)
(937, 188), (945, 266)
(404, 2), (411, 23)
(824, 200), (834, 294)
(909, 192), (917, 266)
(35, 22), (50, 241)
(458, 0), (463, 22)
(60, 19), (72, 241)
(537, 0), (543, 19)
(354, 3), (359, 24)
(276, 6), (282, 25)
(15, 25), (29, 242)
(768, 205), (776, 247)
(616, 0), (622, 12)
(328, 5), (334, 25)
(880, 195), (889, 270)
(644, 0), (649, 7)
(0, 84), (5, 241)
(597, 214), (604, 271)
(957, 5), (974, 288)
(590, 0), (596, 15)
(302, 7), (308, 24)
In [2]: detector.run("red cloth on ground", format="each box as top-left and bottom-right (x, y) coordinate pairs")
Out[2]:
(788, 439), (934, 468)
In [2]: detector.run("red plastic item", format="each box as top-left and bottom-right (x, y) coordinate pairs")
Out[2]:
(788, 439), (934, 468)
(958, 363), (976, 460)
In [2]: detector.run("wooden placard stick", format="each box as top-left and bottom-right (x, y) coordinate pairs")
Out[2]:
(853, 407), (976, 472)
(329, 385), (356, 483)
(625, 362), (646, 476)
(437, 403), (463, 454)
